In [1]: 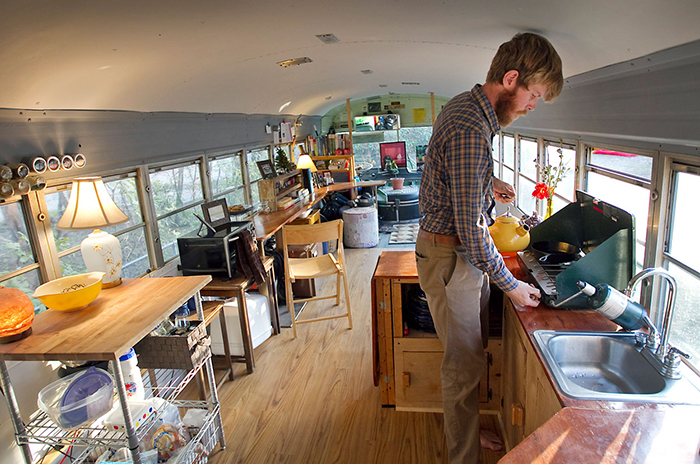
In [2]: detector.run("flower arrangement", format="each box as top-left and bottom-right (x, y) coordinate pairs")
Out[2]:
(532, 147), (569, 218)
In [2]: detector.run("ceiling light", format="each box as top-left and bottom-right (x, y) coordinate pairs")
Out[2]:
(402, 82), (420, 86)
(277, 57), (313, 67)
(361, 69), (373, 75)
(279, 101), (291, 112)
(316, 34), (339, 44)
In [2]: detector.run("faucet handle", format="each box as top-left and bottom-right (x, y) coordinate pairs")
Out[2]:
(669, 346), (691, 360)
(660, 346), (691, 379)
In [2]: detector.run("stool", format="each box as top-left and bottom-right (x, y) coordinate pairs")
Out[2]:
(342, 207), (379, 248)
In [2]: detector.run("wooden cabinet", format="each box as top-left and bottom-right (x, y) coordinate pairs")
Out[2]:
(258, 169), (303, 210)
(500, 297), (561, 449)
(372, 251), (501, 412)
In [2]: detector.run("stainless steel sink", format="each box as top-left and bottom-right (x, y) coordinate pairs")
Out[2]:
(532, 330), (700, 404)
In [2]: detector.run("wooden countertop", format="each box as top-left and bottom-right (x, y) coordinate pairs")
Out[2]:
(0, 275), (211, 362)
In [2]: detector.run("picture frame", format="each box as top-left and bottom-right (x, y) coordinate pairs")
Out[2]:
(321, 170), (334, 185)
(256, 160), (276, 179)
(201, 198), (230, 229)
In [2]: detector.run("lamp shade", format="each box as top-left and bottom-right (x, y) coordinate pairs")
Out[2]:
(296, 154), (317, 172)
(56, 177), (128, 230)
(56, 177), (129, 288)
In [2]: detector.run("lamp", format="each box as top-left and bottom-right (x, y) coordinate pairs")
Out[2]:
(56, 177), (129, 288)
(296, 154), (318, 199)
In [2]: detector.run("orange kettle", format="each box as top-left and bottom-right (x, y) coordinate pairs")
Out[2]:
(488, 211), (530, 253)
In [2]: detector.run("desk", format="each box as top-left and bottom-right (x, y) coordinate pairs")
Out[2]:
(252, 180), (387, 243)
(201, 255), (278, 375)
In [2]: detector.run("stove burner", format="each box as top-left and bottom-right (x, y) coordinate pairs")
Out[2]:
(517, 251), (578, 306)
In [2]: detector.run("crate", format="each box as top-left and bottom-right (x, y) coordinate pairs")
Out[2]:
(135, 321), (210, 370)
(290, 208), (320, 225)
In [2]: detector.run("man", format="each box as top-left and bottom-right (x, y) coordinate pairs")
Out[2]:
(416, 33), (563, 464)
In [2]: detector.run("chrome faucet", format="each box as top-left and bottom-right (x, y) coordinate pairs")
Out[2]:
(625, 267), (690, 377)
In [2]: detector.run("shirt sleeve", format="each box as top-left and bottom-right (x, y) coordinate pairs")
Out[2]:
(446, 131), (518, 292)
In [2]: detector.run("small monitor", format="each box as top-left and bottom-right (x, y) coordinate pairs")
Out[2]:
(380, 141), (407, 168)
(202, 199), (230, 230)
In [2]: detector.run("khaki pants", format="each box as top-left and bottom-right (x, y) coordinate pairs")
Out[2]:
(415, 236), (489, 464)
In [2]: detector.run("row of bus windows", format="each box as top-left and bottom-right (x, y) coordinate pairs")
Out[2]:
(1, 136), (698, 370)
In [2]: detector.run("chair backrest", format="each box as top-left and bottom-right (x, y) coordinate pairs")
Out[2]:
(282, 219), (343, 248)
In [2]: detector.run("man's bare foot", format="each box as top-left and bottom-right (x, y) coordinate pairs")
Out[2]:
(480, 429), (503, 451)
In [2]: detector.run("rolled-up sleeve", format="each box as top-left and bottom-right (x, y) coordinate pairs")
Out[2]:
(447, 131), (518, 292)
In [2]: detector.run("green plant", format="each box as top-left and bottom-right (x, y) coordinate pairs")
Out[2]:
(275, 148), (295, 173)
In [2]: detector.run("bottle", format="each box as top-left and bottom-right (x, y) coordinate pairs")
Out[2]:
(8, 163), (30, 179)
(577, 281), (649, 330)
(0, 182), (14, 199)
(10, 179), (30, 195)
(0, 165), (12, 182)
(29, 176), (47, 191)
(118, 348), (145, 400)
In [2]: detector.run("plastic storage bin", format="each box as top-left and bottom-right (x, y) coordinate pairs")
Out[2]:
(209, 292), (272, 356)
(37, 367), (114, 431)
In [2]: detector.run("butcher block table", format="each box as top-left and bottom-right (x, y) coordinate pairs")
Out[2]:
(0, 275), (227, 464)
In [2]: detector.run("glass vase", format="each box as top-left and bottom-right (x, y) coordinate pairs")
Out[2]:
(545, 197), (554, 219)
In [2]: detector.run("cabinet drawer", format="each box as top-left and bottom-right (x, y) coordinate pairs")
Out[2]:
(394, 338), (443, 412)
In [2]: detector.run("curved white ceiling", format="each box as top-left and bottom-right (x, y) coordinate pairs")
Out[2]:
(1, 0), (699, 116)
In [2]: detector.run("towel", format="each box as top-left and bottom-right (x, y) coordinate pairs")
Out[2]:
(235, 229), (266, 286)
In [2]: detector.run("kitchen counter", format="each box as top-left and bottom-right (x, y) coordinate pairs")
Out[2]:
(501, 255), (700, 463)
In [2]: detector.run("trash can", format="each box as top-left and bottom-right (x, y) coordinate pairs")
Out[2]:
(342, 207), (379, 248)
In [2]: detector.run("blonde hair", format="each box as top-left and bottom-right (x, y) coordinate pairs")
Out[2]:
(486, 33), (563, 102)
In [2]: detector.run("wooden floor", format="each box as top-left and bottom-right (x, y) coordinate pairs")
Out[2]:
(205, 246), (506, 464)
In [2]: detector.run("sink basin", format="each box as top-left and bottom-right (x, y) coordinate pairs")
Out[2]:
(532, 330), (700, 404)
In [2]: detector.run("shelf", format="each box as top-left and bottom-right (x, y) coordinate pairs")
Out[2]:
(20, 353), (212, 448)
(276, 182), (302, 199)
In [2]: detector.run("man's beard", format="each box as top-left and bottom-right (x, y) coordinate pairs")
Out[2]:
(494, 88), (526, 127)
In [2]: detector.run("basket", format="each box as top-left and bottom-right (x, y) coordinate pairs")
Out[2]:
(135, 321), (210, 370)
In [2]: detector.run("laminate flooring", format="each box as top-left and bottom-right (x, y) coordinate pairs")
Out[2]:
(204, 246), (506, 464)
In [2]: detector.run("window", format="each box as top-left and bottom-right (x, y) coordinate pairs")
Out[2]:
(248, 147), (272, 204)
(150, 161), (205, 262)
(663, 164), (700, 366)
(210, 152), (246, 207)
(517, 138), (538, 214)
(350, 126), (433, 170)
(492, 133), (501, 177)
(0, 199), (43, 311)
(502, 134), (515, 187)
(45, 174), (150, 278)
(543, 141), (576, 203)
(585, 147), (653, 272)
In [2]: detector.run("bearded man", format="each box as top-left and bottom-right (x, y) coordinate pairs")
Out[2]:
(415, 32), (563, 464)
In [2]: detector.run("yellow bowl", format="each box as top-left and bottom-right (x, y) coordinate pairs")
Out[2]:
(32, 272), (106, 312)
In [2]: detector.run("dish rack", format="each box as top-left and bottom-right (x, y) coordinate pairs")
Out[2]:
(0, 276), (225, 464)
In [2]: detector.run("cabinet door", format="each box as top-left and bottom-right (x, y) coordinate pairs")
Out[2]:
(501, 303), (528, 447)
(394, 338), (444, 412)
(524, 349), (562, 436)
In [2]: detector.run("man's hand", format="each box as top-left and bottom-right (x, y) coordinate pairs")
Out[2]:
(505, 280), (541, 308)
(493, 177), (516, 204)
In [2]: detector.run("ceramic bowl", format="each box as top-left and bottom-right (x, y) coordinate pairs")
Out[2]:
(32, 272), (105, 312)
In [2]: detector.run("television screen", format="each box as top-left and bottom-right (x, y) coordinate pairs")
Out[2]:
(354, 114), (400, 131)
(380, 141), (407, 168)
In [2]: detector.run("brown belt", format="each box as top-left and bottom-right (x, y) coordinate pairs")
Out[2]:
(417, 229), (462, 246)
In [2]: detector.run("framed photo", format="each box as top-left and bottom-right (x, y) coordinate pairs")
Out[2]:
(201, 198), (230, 229)
(256, 160), (276, 179)
(321, 170), (334, 185)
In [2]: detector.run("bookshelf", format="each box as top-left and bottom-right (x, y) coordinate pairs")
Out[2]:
(258, 169), (304, 210)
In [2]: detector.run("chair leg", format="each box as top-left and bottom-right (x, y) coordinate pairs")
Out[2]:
(286, 279), (297, 338)
(341, 270), (353, 330)
(336, 272), (341, 305)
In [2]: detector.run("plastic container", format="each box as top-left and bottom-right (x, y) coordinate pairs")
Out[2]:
(118, 348), (145, 400)
(102, 397), (163, 432)
(37, 367), (115, 430)
(96, 447), (158, 464)
(209, 293), (272, 356)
